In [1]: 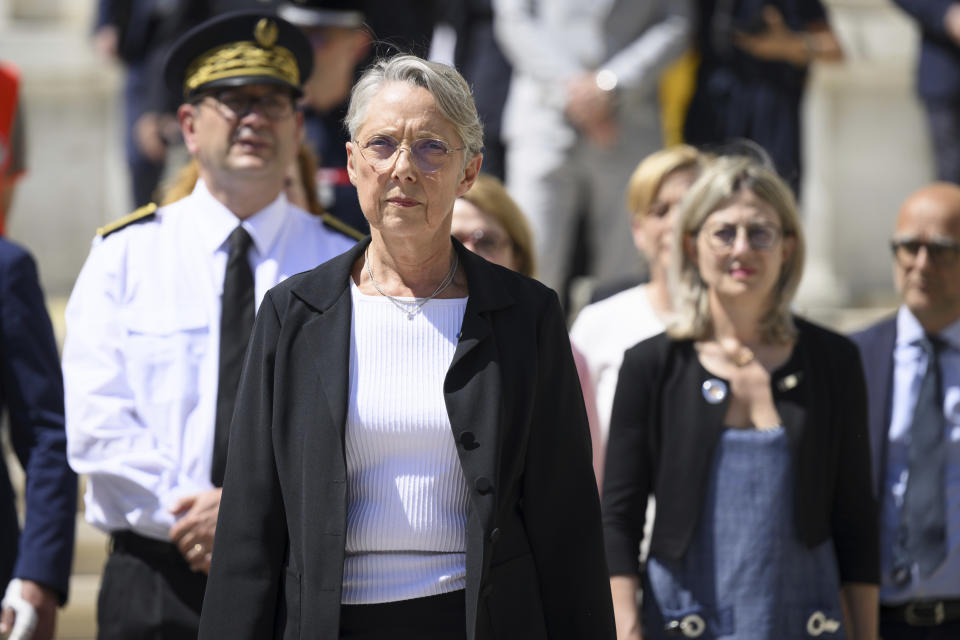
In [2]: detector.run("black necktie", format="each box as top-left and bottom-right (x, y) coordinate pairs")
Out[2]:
(894, 334), (948, 583)
(212, 226), (254, 487)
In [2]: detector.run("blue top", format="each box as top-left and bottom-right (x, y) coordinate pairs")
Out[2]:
(643, 427), (845, 639)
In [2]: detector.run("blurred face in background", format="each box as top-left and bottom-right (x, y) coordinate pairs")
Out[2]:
(633, 167), (697, 280)
(892, 184), (960, 331)
(452, 197), (520, 271)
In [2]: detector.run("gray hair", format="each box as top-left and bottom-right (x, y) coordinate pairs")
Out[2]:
(345, 54), (484, 158)
(667, 155), (806, 343)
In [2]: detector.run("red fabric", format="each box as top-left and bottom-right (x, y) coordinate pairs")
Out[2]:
(0, 62), (21, 234)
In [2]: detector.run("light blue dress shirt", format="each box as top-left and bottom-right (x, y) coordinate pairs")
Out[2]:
(880, 306), (960, 603)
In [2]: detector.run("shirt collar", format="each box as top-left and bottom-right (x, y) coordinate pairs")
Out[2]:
(191, 178), (289, 257)
(896, 305), (960, 352)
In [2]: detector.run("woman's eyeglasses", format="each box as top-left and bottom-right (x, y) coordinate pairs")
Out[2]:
(699, 222), (783, 252)
(355, 135), (464, 174)
(890, 237), (960, 268)
(453, 228), (510, 258)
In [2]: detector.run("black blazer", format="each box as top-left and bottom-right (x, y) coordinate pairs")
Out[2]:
(849, 315), (897, 498)
(602, 318), (879, 585)
(198, 239), (616, 640)
(0, 239), (76, 602)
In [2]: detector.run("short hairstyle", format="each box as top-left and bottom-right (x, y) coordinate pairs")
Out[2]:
(344, 54), (484, 159)
(458, 173), (537, 278)
(667, 155), (806, 343)
(626, 144), (704, 219)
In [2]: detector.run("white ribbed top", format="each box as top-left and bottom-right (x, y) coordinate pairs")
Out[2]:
(342, 280), (469, 604)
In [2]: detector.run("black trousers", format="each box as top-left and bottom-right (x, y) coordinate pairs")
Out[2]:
(97, 532), (207, 640)
(339, 590), (467, 640)
(880, 604), (960, 640)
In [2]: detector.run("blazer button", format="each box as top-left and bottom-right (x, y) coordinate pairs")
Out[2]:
(475, 477), (493, 495)
(488, 528), (501, 544)
(459, 431), (478, 449)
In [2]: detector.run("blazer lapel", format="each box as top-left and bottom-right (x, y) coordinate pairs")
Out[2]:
(290, 239), (369, 440)
(444, 244), (514, 533)
(860, 317), (897, 495)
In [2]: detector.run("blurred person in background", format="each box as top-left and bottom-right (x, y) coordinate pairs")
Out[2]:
(852, 183), (960, 639)
(493, 0), (693, 298)
(451, 172), (536, 278)
(279, 0), (372, 232)
(92, 0), (209, 207)
(603, 156), (878, 639)
(449, 0), (513, 181)
(570, 145), (705, 480)
(0, 237), (77, 640)
(63, 13), (357, 638)
(892, 1), (960, 184)
(198, 53), (615, 639)
(684, 0), (843, 194)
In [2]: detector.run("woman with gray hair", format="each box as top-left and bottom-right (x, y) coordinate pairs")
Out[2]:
(198, 54), (615, 639)
(602, 156), (879, 639)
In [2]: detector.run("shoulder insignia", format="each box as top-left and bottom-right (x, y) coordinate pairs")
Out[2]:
(97, 203), (158, 238)
(321, 213), (365, 241)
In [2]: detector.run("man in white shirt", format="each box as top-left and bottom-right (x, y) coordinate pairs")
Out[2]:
(852, 183), (960, 638)
(62, 11), (358, 638)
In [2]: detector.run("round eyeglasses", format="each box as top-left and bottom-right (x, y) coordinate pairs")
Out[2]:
(198, 89), (295, 122)
(890, 238), (960, 268)
(355, 135), (465, 174)
(699, 222), (784, 252)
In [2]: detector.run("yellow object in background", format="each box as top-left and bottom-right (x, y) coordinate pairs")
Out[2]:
(659, 50), (699, 146)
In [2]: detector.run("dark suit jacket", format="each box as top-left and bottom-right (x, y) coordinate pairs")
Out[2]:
(0, 239), (76, 603)
(603, 318), (879, 585)
(199, 239), (616, 640)
(849, 315), (897, 498)
(893, 0), (960, 100)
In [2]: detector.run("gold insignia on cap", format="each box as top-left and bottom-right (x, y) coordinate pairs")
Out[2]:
(183, 41), (299, 95)
(254, 18), (278, 48)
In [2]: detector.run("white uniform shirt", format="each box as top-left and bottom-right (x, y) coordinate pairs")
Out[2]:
(63, 180), (356, 541)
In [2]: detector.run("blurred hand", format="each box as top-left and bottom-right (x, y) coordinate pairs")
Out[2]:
(946, 4), (960, 47)
(733, 6), (807, 66)
(565, 73), (618, 147)
(93, 25), (119, 59)
(0, 579), (57, 640)
(169, 488), (222, 574)
(134, 113), (178, 164)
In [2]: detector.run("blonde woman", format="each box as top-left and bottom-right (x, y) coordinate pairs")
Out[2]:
(602, 156), (878, 639)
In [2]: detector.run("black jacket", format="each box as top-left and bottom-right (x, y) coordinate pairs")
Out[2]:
(199, 238), (616, 639)
(602, 318), (879, 585)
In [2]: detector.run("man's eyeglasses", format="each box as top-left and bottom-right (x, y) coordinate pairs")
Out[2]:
(355, 135), (465, 174)
(197, 89), (295, 122)
(699, 222), (784, 252)
(890, 237), (960, 267)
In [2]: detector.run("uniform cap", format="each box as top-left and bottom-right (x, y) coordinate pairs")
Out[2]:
(164, 11), (314, 100)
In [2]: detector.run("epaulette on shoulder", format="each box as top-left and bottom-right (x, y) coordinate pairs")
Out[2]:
(321, 212), (365, 241)
(97, 203), (158, 239)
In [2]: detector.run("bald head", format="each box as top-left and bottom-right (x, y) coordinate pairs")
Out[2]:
(897, 182), (960, 234)
(892, 182), (960, 332)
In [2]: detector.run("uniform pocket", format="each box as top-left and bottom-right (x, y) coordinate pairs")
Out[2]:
(123, 311), (209, 403)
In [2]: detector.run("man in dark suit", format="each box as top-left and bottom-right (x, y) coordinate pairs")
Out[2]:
(0, 238), (76, 640)
(852, 183), (960, 638)
(892, 1), (960, 183)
